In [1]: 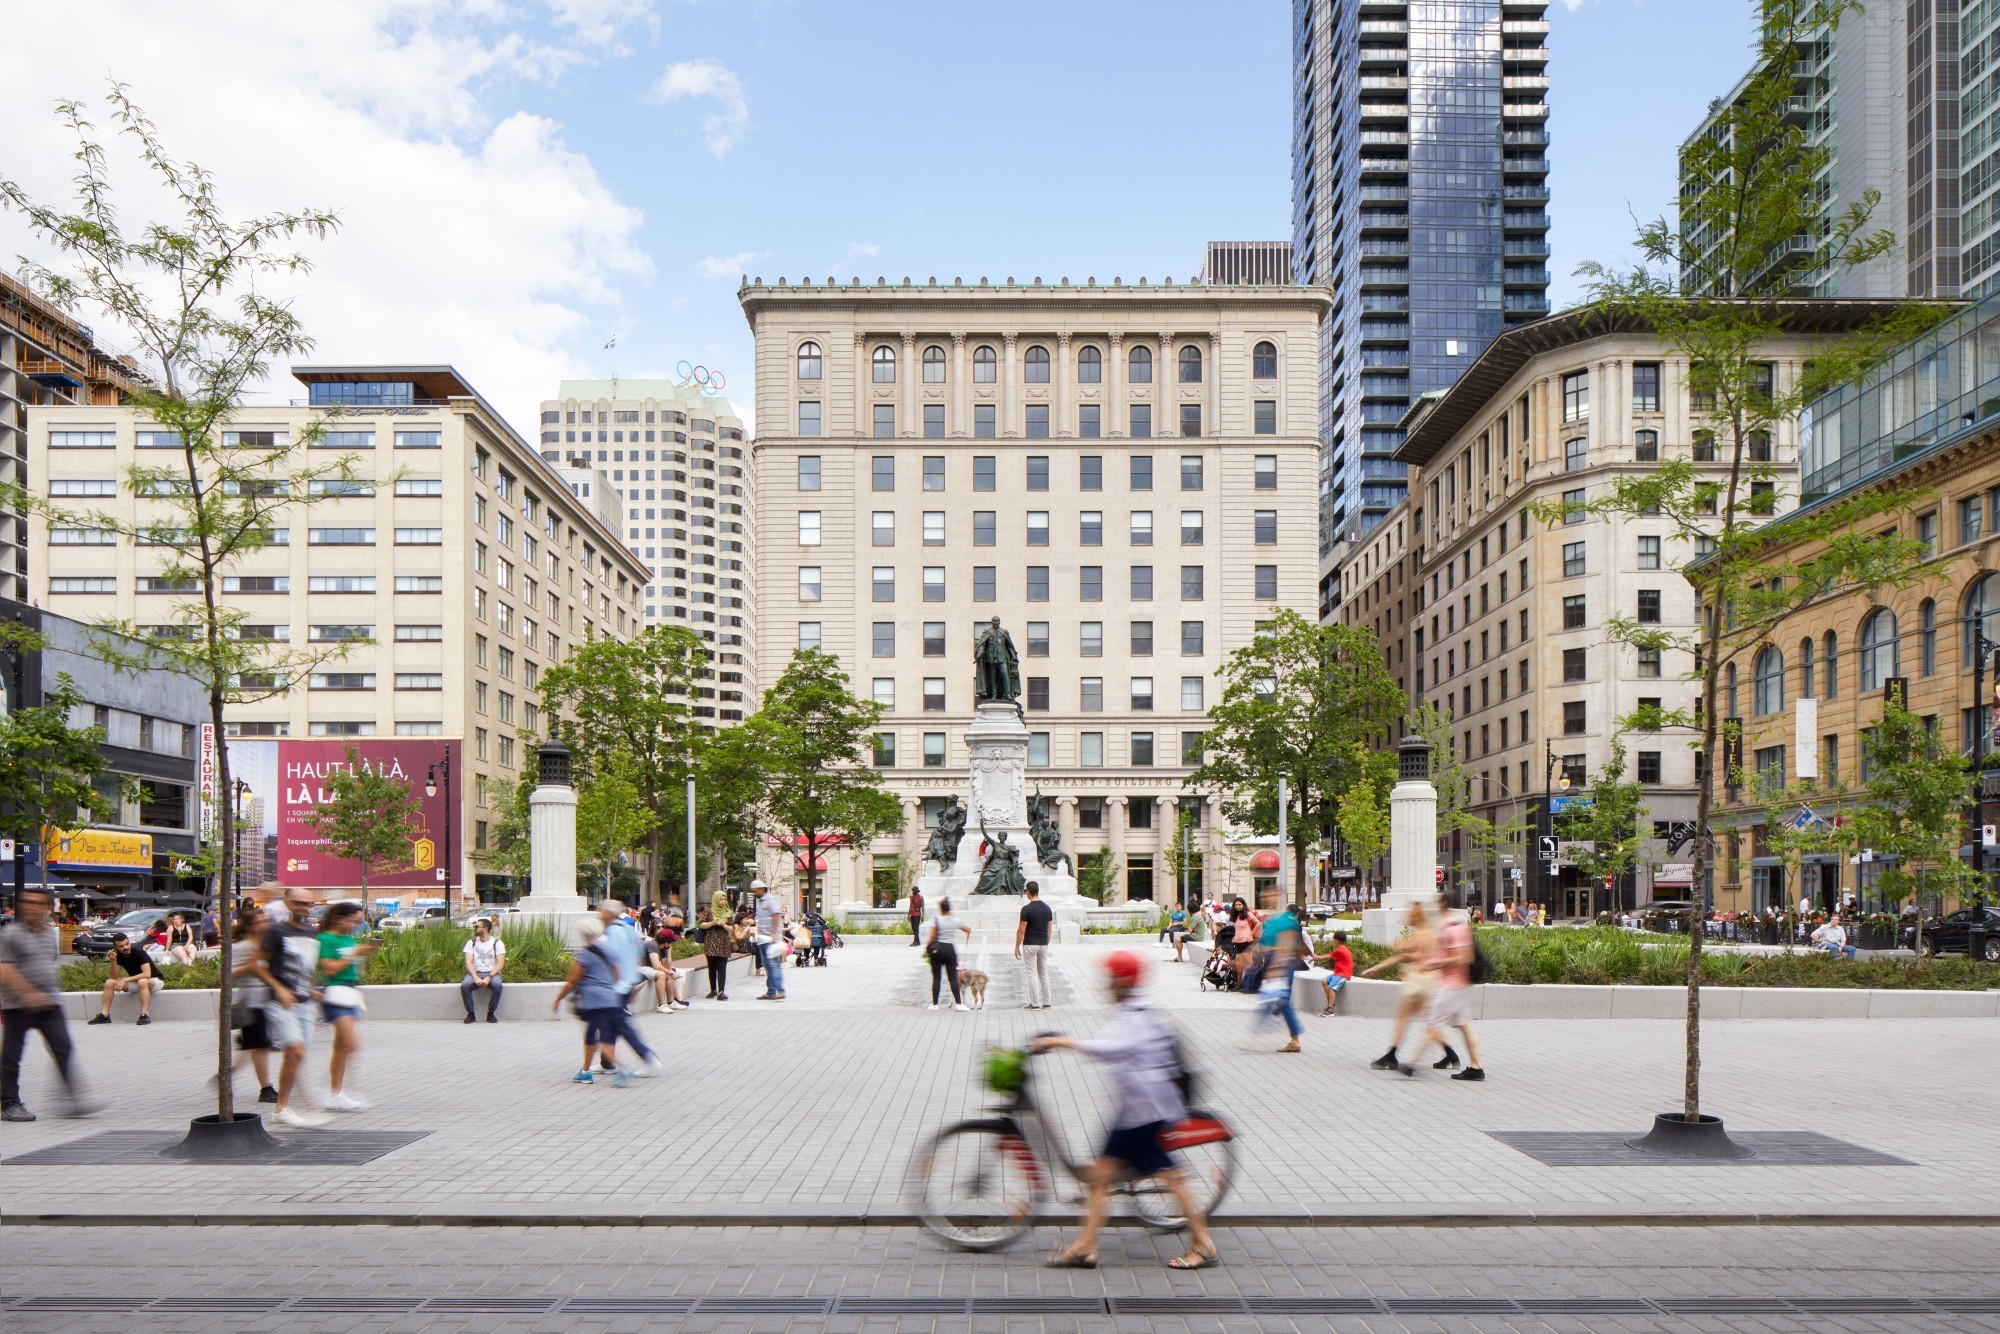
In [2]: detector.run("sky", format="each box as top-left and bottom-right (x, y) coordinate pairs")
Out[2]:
(0, 0), (1763, 438)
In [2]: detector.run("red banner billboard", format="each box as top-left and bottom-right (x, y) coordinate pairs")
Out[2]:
(226, 738), (461, 891)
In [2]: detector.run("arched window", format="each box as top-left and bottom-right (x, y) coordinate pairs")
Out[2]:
(1024, 344), (1050, 384)
(1920, 599), (1937, 676)
(1800, 636), (1815, 698)
(1129, 345), (1153, 384)
(922, 345), (946, 383)
(1822, 631), (1838, 699)
(871, 345), (896, 383)
(1859, 609), (1899, 691)
(1077, 345), (1102, 383)
(1965, 573), (2000, 667)
(796, 341), (822, 380)
(972, 344), (997, 384)
(1753, 646), (1784, 716)
(1179, 344), (1203, 383)
(1252, 341), (1277, 379)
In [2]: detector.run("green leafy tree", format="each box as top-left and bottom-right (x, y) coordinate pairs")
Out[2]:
(1406, 700), (1529, 896)
(1187, 610), (1406, 905)
(721, 649), (902, 910)
(1559, 740), (1647, 896)
(1, 85), (343, 1123)
(1554, 0), (1945, 1120)
(575, 748), (660, 901)
(1334, 744), (1393, 892)
(303, 746), (423, 902)
(537, 625), (708, 899)
(479, 762), (539, 883)
(0, 638), (120, 848)
(1163, 812), (1207, 908)
(1076, 851), (1122, 905)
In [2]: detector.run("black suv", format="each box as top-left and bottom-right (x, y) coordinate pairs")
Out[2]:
(1915, 906), (2000, 961)
(70, 909), (174, 959)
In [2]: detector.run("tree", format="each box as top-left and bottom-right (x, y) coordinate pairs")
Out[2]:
(303, 747), (423, 903)
(1406, 700), (1529, 898)
(1334, 744), (1393, 891)
(723, 649), (902, 909)
(575, 749), (659, 901)
(1558, 740), (1647, 899)
(1, 85), (343, 1124)
(1076, 851), (1122, 905)
(537, 625), (708, 899)
(0, 640), (121, 851)
(479, 763), (539, 884)
(1163, 811), (1207, 908)
(1187, 610), (1406, 906)
(1555, 0), (1944, 1121)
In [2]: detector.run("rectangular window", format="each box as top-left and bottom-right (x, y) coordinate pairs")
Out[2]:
(923, 733), (946, 767)
(392, 430), (439, 449)
(309, 624), (374, 643)
(1080, 622), (1103, 656)
(798, 456), (822, 490)
(873, 456), (896, 491)
(1254, 510), (1277, 544)
(394, 673), (443, 691)
(1562, 487), (1586, 524)
(972, 566), (996, 600)
(1026, 622), (1050, 656)
(914, 403), (940, 439)
(799, 511), (822, 545)
(1080, 511), (1103, 545)
(914, 565), (942, 602)
(1565, 436), (1587, 471)
(974, 404), (996, 438)
(872, 733), (896, 767)
(1180, 455), (1204, 490)
(1130, 404), (1152, 438)
(1080, 732), (1104, 767)
(1253, 400), (1277, 435)
(923, 622), (946, 656)
(1180, 511), (1204, 546)
(394, 528), (444, 545)
(1080, 677), (1104, 710)
(1080, 567), (1103, 601)
(873, 677), (895, 707)
(1131, 732), (1155, 766)
(798, 402), (821, 436)
(1635, 430), (1659, 462)
(392, 477), (441, 496)
(1254, 565), (1277, 599)
(1026, 566), (1050, 600)
(1130, 511), (1153, 546)
(1562, 542), (1586, 577)
(1638, 647), (1662, 677)
(1637, 750), (1662, 783)
(1026, 511), (1050, 546)
(1027, 732), (1051, 767)
(1026, 456), (1049, 491)
(1181, 676), (1205, 710)
(923, 512), (944, 545)
(1563, 701), (1586, 734)
(797, 622), (821, 650)
(1917, 511), (1937, 556)
(1079, 403), (1101, 438)
(1632, 362), (1661, 413)
(1131, 676), (1154, 710)
(1027, 677), (1050, 711)
(973, 456), (996, 491)
(1561, 369), (1588, 421)
(1131, 620), (1154, 655)
(1182, 620), (1204, 654)
(50, 430), (118, 449)
(1130, 565), (1153, 600)
(1562, 595), (1585, 629)
(973, 511), (996, 546)
(1255, 455), (1277, 489)
(923, 456), (945, 491)
(872, 621), (895, 656)
(1961, 495), (1984, 544)
(800, 566), (824, 602)
(1563, 647), (1585, 682)
(1080, 456), (1102, 490)
(1638, 535), (1661, 569)
(309, 528), (375, 545)
(1181, 565), (1204, 599)
(1131, 455), (1154, 490)
(395, 625), (443, 641)
(1025, 404), (1050, 439)
(869, 511), (894, 547)
(1179, 404), (1201, 437)
(869, 566), (893, 601)
(924, 678), (946, 712)
(1637, 589), (1662, 623)
(870, 404), (894, 439)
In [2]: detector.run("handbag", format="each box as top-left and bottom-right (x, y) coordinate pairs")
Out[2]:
(230, 977), (270, 1029)
(322, 984), (366, 1012)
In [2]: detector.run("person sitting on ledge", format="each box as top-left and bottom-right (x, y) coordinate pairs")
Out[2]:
(460, 917), (506, 1022)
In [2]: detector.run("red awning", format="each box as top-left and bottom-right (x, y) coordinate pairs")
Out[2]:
(1249, 850), (1280, 871)
(795, 854), (828, 873)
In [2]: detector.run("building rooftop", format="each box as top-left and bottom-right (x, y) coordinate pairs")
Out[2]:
(552, 379), (741, 421)
(738, 275), (1332, 312)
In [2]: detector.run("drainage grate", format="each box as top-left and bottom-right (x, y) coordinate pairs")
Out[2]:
(1517, 1297), (1662, 1314)
(1386, 1297), (1528, 1314)
(1656, 1297), (1797, 1314)
(12, 1297), (149, 1312)
(4, 1128), (431, 1167)
(1789, 1297), (1931, 1313)
(1243, 1297), (1385, 1314)
(423, 1297), (559, 1313)
(148, 1297), (289, 1312)
(1111, 1297), (1248, 1314)
(562, 1297), (698, 1313)
(836, 1297), (971, 1314)
(1931, 1298), (2000, 1313)
(1489, 1129), (1912, 1167)
(698, 1296), (833, 1313)
(974, 1296), (1110, 1313)
(283, 1296), (426, 1312)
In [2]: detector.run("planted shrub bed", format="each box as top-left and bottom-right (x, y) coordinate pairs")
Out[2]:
(60, 924), (575, 991)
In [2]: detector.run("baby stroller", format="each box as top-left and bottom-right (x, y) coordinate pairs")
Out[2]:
(799, 910), (840, 966)
(1199, 944), (1240, 992)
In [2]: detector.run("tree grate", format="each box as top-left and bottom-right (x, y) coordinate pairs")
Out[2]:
(1489, 1129), (1912, 1167)
(3, 1128), (431, 1167)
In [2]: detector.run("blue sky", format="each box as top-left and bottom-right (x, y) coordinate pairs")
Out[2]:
(2, 0), (1763, 435)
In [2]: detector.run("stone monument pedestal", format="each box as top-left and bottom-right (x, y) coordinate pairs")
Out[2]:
(513, 740), (595, 946)
(1362, 733), (1441, 945)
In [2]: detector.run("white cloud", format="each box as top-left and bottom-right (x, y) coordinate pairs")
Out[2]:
(697, 250), (766, 280)
(0, 0), (651, 437)
(647, 57), (750, 157)
(549, 0), (658, 48)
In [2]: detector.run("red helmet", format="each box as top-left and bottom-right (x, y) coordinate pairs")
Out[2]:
(1105, 950), (1145, 989)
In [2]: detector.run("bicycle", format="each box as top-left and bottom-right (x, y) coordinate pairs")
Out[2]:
(915, 1042), (1236, 1252)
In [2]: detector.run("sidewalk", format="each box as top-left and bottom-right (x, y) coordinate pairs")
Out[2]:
(3, 937), (1991, 1226)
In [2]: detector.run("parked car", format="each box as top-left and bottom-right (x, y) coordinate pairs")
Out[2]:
(70, 909), (174, 959)
(1915, 906), (2000, 960)
(1304, 901), (1341, 921)
(377, 906), (451, 932)
(1637, 900), (1696, 933)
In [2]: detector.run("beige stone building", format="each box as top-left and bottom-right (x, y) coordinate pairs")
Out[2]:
(1392, 304), (1890, 918)
(538, 381), (754, 722)
(1332, 494), (1418, 892)
(28, 365), (649, 899)
(740, 277), (1330, 908)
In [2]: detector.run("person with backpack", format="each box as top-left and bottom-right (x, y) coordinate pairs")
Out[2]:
(1411, 907), (1486, 1081)
(1030, 950), (1218, 1272)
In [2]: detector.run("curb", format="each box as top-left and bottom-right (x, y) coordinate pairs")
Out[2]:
(10, 1206), (2000, 1229)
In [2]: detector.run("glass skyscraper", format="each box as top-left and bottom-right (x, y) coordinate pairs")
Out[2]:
(1292, 0), (1551, 613)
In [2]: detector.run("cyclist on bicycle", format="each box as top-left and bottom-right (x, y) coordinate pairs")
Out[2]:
(1029, 949), (1219, 1271)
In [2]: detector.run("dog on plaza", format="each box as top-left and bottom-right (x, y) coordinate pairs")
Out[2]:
(958, 965), (989, 1009)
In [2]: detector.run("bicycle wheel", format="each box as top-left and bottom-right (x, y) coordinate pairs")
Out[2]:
(916, 1119), (1043, 1251)
(1128, 1111), (1236, 1233)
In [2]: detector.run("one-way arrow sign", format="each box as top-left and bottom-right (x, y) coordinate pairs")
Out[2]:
(1539, 835), (1559, 863)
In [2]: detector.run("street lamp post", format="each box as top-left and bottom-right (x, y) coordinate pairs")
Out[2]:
(1543, 739), (1571, 919)
(426, 750), (454, 907)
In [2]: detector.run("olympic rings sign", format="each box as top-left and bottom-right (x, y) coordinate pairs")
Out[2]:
(677, 360), (728, 394)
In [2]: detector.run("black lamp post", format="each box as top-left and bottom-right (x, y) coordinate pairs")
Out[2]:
(425, 750), (453, 906)
(1543, 738), (1571, 918)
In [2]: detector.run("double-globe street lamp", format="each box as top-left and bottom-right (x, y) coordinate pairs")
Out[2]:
(425, 751), (453, 906)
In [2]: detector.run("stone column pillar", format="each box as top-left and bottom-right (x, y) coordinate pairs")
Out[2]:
(1208, 333), (1221, 436)
(1157, 334), (1173, 439)
(1364, 733), (1440, 944)
(1055, 794), (1077, 848)
(1105, 796), (1128, 903)
(951, 334), (967, 437)
(1002, 333), (1019, 437)
(1109, 334), (1125, 438)
(1055, 332), (1071, 438)
(901, 797), (923, 867)
(901, 331), (917, 438)
(852, 332), (867, 439)
(519, 739), (590, 942)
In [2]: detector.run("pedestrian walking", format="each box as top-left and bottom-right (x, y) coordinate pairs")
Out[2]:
(1014, 880), (1054, 1009)
(1409, 908), (1485, 1081)
(926, 897), (972, 1011)
(1358, 899), (1438, 1076)
(317, 902), (379, 1112)
(1252, 901), (1306, 1053)
(752, 879), (787, 1000)
(593, 901), (655, 1071)
(906, 886), (926, 947)
(225, 900), (277, 1104)
(698, 892), (739, 1000)
(0, 887), (94, 1122)
(1031, 951), (1218, 1272)
(251, 888), (332, 1128)
(460, 917), (506, 1022)
(1318, 931), (1354, 1017)
(551, 917), (657, 1086)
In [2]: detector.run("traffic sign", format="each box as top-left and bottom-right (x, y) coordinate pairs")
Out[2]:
(1434, 866), (1444, 884)
(1539, 835), (1559, 863)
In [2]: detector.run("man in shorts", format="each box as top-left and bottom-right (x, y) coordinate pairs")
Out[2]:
(251, 889), (333, 1127)
(88, 935), (161, 1025)
(1413, 909), (1485, 1081)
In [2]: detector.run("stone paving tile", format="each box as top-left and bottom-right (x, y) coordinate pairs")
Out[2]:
(0, 938), (1991, 1222)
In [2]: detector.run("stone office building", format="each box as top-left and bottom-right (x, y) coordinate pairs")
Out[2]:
(740, 276), (1329, 907)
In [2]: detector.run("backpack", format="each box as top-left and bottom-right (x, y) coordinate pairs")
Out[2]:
(1468, 937), (1492, 985)
(1166, 1028), (1198, 1106)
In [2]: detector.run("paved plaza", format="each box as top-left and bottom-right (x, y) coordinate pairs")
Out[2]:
(2, 938), (1995, 1226)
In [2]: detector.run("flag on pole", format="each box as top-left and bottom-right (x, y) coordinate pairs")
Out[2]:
(604, 335), (617, 349)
